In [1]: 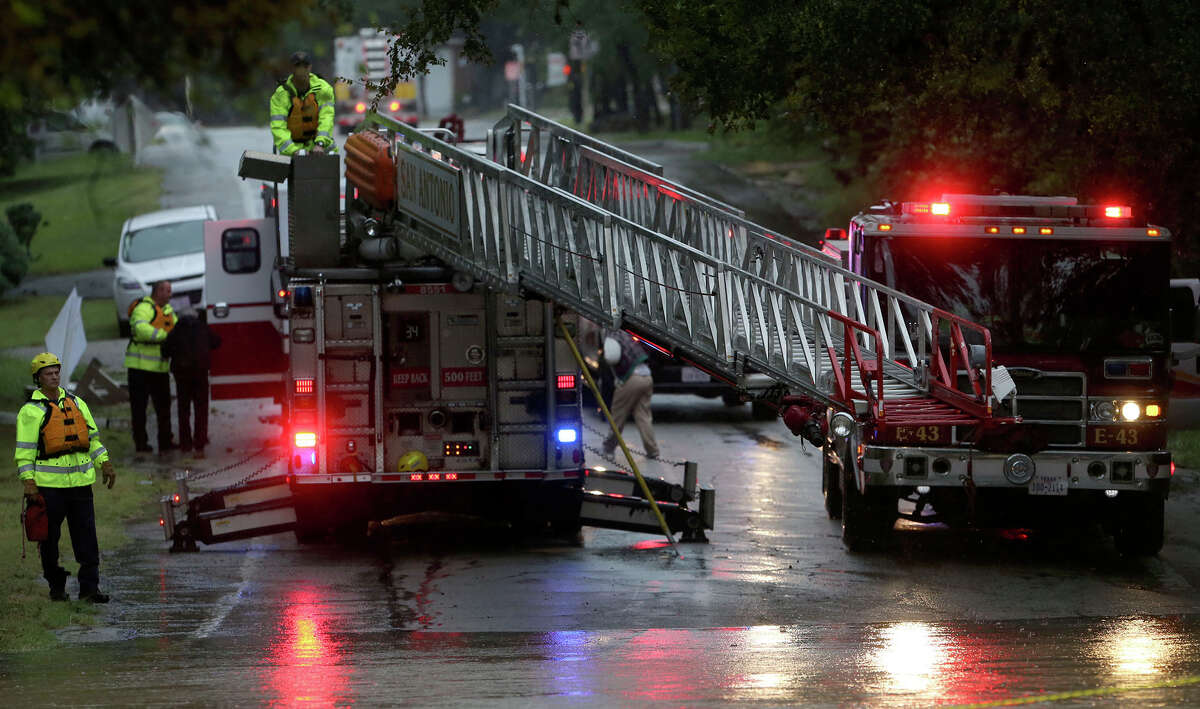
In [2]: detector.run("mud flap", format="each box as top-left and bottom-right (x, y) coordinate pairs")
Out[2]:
(169, 475), (296, 550)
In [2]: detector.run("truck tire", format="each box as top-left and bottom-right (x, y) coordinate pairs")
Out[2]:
(840, 452), (895, 551)
(822, 447), (842, 520)
(1114, 493), (1165, 557)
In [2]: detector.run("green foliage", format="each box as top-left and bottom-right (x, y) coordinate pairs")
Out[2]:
(6, 202), (42, 257)
(636, 0), (1200, 268)
(0, 106), (34, 177)
(0, 218), (29, 295)
(0, 153), (161, 275)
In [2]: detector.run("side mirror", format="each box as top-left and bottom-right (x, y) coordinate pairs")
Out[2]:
(103, 257), (117, 267)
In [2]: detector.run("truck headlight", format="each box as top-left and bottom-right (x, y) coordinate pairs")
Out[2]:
(1120, 401), (1141, 422)
(830, 412), (855, 439)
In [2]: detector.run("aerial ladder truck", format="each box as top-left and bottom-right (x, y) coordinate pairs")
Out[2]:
(161, 106), (1009, 552)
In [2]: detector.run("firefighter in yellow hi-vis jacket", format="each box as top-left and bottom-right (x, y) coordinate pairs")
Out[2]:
(270, 51), (338, 156)
(17, 353), (116, 603)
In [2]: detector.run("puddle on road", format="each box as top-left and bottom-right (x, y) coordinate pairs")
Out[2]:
(6, 615), (1200, 706)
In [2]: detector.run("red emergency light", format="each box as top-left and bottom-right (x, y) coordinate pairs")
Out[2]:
(1038, 227), (1054, 235)
(557, 374), (576, 389)
(1104, 205), (1131, 218)
(295, 432), (317, 448)
(903, 202), (951, 216)
(277, 288), (290, 299)
(294, 378), (314, 394)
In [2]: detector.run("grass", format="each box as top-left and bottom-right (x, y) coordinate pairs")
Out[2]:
(0, 294), (120, 352)
(0, 152), (162, 276)
(1169, 429), (1200, 469)
(0, 421), (171, 652)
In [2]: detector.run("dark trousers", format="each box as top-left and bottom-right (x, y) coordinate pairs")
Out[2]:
(128, 368), (171, 451)
(39, 485), (100, 595)
(174, 369), (210, 451)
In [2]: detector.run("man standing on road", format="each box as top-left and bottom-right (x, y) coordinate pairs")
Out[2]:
(126, 280), (176, 458)
(601, 329), (660, 460)
(164, 305), (221, 459)
(17, 353), (116, 603)
(270, 51), (338, 156)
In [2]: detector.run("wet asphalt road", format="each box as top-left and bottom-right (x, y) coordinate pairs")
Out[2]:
(4, 395), (1200, 706)
(7, 121), (1200, 705)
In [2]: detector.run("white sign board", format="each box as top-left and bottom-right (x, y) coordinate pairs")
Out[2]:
(394, 143), (464, 241)
(44, 287), (87, 381)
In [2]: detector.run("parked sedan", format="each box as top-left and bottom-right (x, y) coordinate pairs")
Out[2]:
(105, 205), (216, 336)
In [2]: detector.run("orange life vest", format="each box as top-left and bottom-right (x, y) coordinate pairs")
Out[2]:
(34, 393), (90, 459)
(286, 87), (320, 143)
(128, 297), (175, 334)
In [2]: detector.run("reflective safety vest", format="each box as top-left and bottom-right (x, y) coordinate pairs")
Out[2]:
(269, 74), (337, 156)
(125, 296), (176, 373)
(15, 388), (108, 489)
(32, 394), (90, 458)
(286, 90), (320, 143)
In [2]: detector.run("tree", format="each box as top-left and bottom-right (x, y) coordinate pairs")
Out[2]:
(0, 0), (341, 173)
(0, 219), (30, 296)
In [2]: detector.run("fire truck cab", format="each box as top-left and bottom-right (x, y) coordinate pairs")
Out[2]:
(822, 194), (1172, 555)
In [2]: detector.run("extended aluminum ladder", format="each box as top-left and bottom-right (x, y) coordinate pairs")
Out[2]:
(369, 109), (997, 424)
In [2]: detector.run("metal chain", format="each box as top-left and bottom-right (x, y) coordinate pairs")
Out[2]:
(224, 451), (288, 490)
(183, 446), (277, 482)
(581, 419), (688, 467)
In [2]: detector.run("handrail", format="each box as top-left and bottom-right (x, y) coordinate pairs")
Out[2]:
(355, 111), (992, 418)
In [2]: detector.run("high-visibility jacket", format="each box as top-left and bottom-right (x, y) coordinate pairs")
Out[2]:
(15, 387), (109, 488)
(270, 74), (338, 156)
(125, 296), (176, 373)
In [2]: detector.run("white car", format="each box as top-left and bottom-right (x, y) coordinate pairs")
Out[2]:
(105, 205), (216, 336)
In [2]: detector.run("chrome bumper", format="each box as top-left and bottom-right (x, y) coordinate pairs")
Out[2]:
(861, 446), (1170, 492)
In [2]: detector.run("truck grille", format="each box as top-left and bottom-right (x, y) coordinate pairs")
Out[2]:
(963, 369), (1086, 446)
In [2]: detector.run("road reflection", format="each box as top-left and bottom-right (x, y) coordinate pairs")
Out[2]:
(262, 587), (354, 707)
(1095, 615), (1182, 678)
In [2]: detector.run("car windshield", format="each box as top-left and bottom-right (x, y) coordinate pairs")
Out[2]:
(866, 236), (1170, 353)
(123, 220), (205, 263)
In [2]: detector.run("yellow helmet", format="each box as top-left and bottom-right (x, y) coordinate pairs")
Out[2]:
(30, 352), (61, 378)
(396, 450), (429, 473)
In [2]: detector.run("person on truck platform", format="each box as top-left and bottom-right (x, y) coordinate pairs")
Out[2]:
(17, 353), (117, 603)
(270, 50), (338, 156)
(126, 280), (177, 458)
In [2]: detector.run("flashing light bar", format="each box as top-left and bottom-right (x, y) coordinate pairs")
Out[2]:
(294, 432), (317, 448)
(878, 224), (892, 231)
(1148, 228), (1161, 236)
(295, 378), (314, 394)
(557, 374), (576, 389)
(985, 226), (1000, 234)
(1038, 227), (1054, 235)
(1011, 226), (1027, 235)
(931, 202), (951, 215)
(557, 428), (578, 444)
(1104, 205), (1131, 218)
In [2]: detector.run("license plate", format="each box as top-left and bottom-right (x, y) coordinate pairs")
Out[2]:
(680, 366), (709, 383)
(1028, 469), (1069, 496)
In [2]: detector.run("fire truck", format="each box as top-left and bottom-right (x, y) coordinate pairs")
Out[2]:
(161, 106), (1014, 552)
(814, 195), (1173, 555)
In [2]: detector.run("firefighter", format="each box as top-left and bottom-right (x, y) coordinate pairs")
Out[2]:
(270, 50), (338, 156)
(126, 280), (177, 457)
(163, 305), (221, 459)
(17, 353), (116, 603)
(601, 330), (660, 459)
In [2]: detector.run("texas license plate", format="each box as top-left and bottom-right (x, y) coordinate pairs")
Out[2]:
(1028, 469), (1069, 496)
(681, 366), (709, 383)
